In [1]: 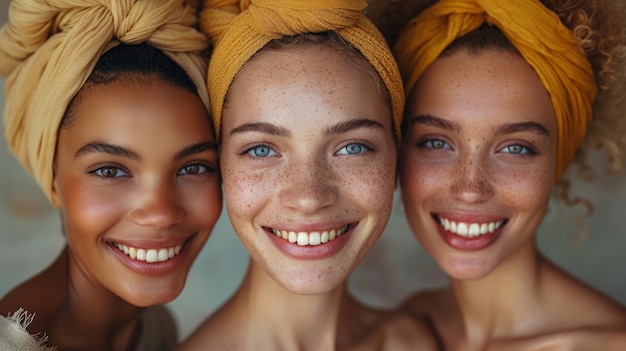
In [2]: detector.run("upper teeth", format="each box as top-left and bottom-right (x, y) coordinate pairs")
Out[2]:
(439, 217), (503, 238)
(114, 243), (182, 263)
(271, 225), (349, 246)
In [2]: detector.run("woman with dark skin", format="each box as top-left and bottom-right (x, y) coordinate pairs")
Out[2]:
(0, 1), (221, 350)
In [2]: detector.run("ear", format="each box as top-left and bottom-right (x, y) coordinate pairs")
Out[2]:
(50, 164), (62, 209)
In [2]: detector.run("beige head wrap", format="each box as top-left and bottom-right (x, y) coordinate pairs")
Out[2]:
(393, 0), (596, 180)
(200, 0), (404, 144)
(0, 0), (210, 202)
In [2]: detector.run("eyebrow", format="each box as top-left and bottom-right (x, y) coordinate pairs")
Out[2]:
(229, 122), (291, 137)
(74, 143), (140, 160)
(496, 122), (550, 137)
(174, 141), (218, 160)
(408, 114), (461, 132)
(323, 118), (385, 136)
(74, 141), (217, 161)
(408, 114), (550, 137)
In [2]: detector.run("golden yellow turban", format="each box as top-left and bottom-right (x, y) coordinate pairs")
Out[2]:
(200, 0), (404, 144)
(393, 0), (596, 181)
(0, 0), (210, 203)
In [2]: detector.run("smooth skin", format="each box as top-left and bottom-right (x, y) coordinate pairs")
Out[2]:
(180, 44), (436, 351)
(399, 49), (626, 351)
(0, 79), (222, 350)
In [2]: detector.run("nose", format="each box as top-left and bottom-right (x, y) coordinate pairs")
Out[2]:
(449, 153), (495, 204)
(129, 179), (185, 229)
(278, 157), (338, 214)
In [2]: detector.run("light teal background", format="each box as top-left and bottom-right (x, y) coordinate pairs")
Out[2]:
(0, 5), (625, 340)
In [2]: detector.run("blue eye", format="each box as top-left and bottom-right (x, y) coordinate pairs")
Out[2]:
(177, 163), (213, 175)
(337, 143), (368, 155)
(246, 144), (277, 158)
(419, 139), (450, 150)
(91, 166), (129, 178)
(501, 144), (533, 155)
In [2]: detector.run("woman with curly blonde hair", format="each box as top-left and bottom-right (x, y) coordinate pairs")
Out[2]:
(391, 0), (626, 349)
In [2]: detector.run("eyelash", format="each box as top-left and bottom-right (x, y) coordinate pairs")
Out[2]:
(336, 141), (373, 156)
(417, 138), (450, 150)
(239, 143), (278, 158)
(499, 143), (537, 156)
(88, 161), (216, 181)
(177, 162), (216, 175)
(88, 163), (130, 181)
(417, 138), (538, 156)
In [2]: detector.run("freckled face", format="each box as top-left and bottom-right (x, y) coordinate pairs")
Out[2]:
(220, 45), (397, 294)
(400, 50), (557, 280)
(52, 80), (222, 306)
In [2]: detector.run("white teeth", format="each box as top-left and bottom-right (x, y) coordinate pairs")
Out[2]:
(438, 217), (504, 238)
(114, 242), (183, 263)
(272, 225), (348, 246)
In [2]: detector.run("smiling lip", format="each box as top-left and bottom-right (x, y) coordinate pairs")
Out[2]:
(434, 214), (507, 251)
(265, 223), (357, 260)
(107, 236), (194, 275)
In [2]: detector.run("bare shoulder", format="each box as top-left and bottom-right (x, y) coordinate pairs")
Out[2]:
(544, 261), (626, 328)
(349, 310), (438, 351)
(176, 303), (236, 351)
(400, 287), (450, 318)
(378, 311), (438, 351)
(0, 253), (66, 334)
(487, 328), (626, 351)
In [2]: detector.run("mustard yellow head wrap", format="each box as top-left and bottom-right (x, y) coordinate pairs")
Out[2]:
(0, 0), (210, 203)
(393, 0), (597, 180)
(200, 0), (404, 143)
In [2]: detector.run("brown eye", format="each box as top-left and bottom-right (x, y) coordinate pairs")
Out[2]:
(178, 163), (211, 175)
(93, 166), (127, 178)
(185, 164), (200, 174)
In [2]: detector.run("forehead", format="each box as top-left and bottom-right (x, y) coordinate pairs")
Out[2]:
(408, 49), (556, 130)
(235, 44), (374, 90)
(222, 45), (392, 129)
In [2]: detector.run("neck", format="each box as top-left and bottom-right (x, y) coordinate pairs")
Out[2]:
(448, 242), (549, 349)
(221, 260), (370, 351)
(51, 248), (143, 351)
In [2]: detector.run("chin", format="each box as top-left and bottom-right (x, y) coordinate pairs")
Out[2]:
(440, 256), (498, 281)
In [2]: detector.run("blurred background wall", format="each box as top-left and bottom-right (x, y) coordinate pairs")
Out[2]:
(0, 3), (624, 340)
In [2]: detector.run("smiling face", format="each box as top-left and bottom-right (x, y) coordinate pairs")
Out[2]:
(51, 79), (222, 306)
(220, 44), (397, 294)
(400, 49), (557, 280)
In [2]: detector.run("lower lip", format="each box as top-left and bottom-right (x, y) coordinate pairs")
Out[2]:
(266, 226), (354, 261)
(108, 238), (193, 275)
(437, 222), (503, 251)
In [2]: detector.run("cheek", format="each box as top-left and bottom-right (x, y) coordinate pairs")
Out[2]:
(399, 150), (448, 204)
(182, 180), (223, 226)
(58, 174), (126, 233)
(496, 163), (553, 212)
(221, 156), (274, 222)
(344, 153), (397, 220)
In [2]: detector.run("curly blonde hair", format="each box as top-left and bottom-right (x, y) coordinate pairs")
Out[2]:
(368, 0), (626, 238)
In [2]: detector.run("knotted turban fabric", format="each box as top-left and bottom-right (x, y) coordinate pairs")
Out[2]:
(393, 0), (596, 181)
(0, 0), (210, 202)
(201, 0), (404, 144)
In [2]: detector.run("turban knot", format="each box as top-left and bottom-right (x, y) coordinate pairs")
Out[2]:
(393, 0), (596, 181)
(0, 0), (210, 202)
(200, 0), (404, 144)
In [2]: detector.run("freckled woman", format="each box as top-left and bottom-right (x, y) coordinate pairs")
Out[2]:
(391, 0), (626, 349)
(178, 1), (436, 350)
